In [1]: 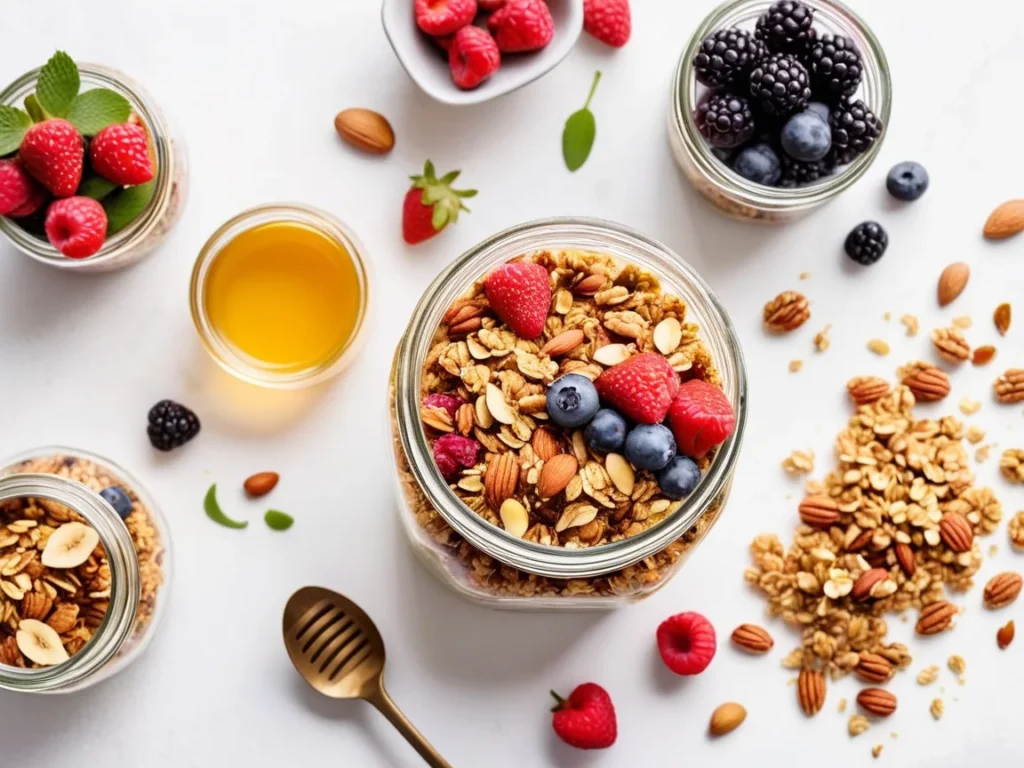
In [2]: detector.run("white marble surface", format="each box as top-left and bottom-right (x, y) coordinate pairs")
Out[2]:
(1, 1), (1023, 765)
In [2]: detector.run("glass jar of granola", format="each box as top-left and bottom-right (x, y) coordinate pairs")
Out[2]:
(669, 0), (891, 222)
(0, 448), (170, 692)
(0, 64), (188, 272)
(389, 218), (747, 609)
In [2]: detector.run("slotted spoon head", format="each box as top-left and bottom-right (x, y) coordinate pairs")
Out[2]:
(283, 586), (386, 700)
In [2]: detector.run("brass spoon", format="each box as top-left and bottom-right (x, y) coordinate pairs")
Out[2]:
(283, 586), (450, 768)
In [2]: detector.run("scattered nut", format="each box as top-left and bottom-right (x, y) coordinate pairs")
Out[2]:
(937, 262), (970, 306)
(333, 108), (395, 154)
(848, 714), (870, 737)
(867, 339), (890, 356)
(983, 199), (1024, 239)
(972, 345), (996, 366)
(997, 620), (1015, 649)
(930, 698), (944, 720)
(994, 303), (1011, 335)
(764, 291), (810, 333)
(931, 327), (970, 363)
(243, 472), (279, 497)
(709, 702), (746, 736)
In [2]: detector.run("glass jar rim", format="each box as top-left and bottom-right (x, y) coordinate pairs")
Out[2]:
(394, 217), (748, 579)
(189, 202), (372, 389)
(671, 0), (892, 212)
(0, 63), (178, 269)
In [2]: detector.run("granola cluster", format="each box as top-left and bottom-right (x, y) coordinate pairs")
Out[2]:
(0, 455), (165, 668)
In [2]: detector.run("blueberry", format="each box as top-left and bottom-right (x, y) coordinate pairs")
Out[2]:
(886, 161), (929, 202)
(656, 456), (702, 500)
(624, 424), (676, 471)
(99, 486), (133, 520)
(733, 143), (782, 185)
(585, 409), (628, 453)
(780, 111), (832, 162)
(806, 102), (831, 123)
(546, 374), (600, 429)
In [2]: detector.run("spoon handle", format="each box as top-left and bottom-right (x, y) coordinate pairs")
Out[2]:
(369, 686), (451, 768)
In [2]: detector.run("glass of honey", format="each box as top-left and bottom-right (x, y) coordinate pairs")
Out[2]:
(190, 204), (369, 388)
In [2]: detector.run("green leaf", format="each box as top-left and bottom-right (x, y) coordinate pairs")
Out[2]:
(67, 89), (131, 135)
(203, 484), (248, 529)
(78, 175), (119, 201)
(103, 180), (156, 234)
(562, 71), (601, 172)
(431, 203), (450, 232)
(0, 106), (32, 155)
(36, 51), (80, 117)
(264, 510), (294, 531)
(24, 94), (47, 123)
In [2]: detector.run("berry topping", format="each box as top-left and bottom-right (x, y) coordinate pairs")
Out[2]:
(693, 28), (765, 89)
(807, 34), (862, 102)
(749, 53), (811, 117)
(44, 196), (107, 259)
(594, 353), (680, 424)
(624, 424), (677, 471)
(657, 611), (717, 675)
(667, 379), (736, 459)
(550, 683), (617, 750)
(415, 0), (478, 37)
(584, 408), (628, 453)
(423, 393), (464, 420)
(99, 486), (134, 520)
(844, 221), (888, 265)
(780, 110), (831, 162)
(546, 374), (601, 429)
(449, 26), (501, 89)
(484, 261), (551, 339)
(754, 0), (815, 55)
(18, 118), (83, 198)
(829, 99), (881, 165)
(433, 433), (482, 479)
(478, 0), (506, 9)
(656, 456), (701, 500)
(732, 143), (782, 185)
(696, 92), (755, 149)
(8, 182), (48, 218)
(89, 122), (155, 186)
(583, 0), (631, 48)
(402, 160), (476, 244)
(147, 400), (201, 452)
(0, 159), (43, 217)
(778, 154), (833, 188)
(886, 161), (929, 202)
(487, 0), (554, 53)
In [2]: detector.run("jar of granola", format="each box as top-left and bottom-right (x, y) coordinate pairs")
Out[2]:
(669, 0), (891, 222)
(389, 218), (747, 609)
(0, 448), (170, 692)
(0, 64), (188, 272)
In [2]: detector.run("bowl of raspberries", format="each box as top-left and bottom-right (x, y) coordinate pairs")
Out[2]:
(382, 0), (585, 105)
(669, 0), (891, 222)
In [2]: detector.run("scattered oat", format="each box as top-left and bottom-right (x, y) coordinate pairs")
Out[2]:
(883, 312), (892, 322)
(872, 744), (883, 759)
(947, 655), (966, 675)
(917, 665), (940, 685)
(930, 698), (944, 720)
(838, 697), (847, 713)
(989, 544), (999, 557)
(789, 359), (804, 373)
(814, 325), (831, 353)
(952, 315), (972, 329)
(901, 314), (919, 336)
(781, 449), (814, 475)
(976, 444), (994, 463)
(848, 714), (870, 737)
(890, 732), (898, 740)
(800, 272), (811, 280)
(958, 398), (981, 416)
(867, 338), (890, 356)
(966, 425), (986, 444)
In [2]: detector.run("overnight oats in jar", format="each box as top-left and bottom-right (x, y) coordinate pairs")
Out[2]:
(389, 218), (747, 609)
(669, 0), (891, 222)
(0, 448), (170, 693)
(0, 51), (188, 271)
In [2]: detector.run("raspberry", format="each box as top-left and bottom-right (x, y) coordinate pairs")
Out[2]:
(89, 122), (155, 186)
(18, 118), (84, 197)
(667, 379), (736, 458)
(487, 0), (554, 53)
(593, 354), (680, 424)
(433, 434), (481, 479)
(583, 0), (631, 48)
(449, 26), (501, 90)
(415, 0), (477, 37)
(44, 196), (107, 259)
(0, 159), (42, 216)
(423, 393), (463, 420)
(656, 612), (717, 676)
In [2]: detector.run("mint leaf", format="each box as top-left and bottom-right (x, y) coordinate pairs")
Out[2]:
(36, 51), (80, 117)
(264, 510), (294, 531)
(67, 89), (131, 135)
(0, 106), (32, 155)
(78, 175), (119, 201)
(562, 71), (601, 172)
(24, 94), (48, 122)
(103, 180), (155, 234)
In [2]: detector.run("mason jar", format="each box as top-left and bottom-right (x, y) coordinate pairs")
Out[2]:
(0, 64), (188, 272)
(389, 218), (747, 609)
(0, 448), (171, 693)
(669, 0), (891, 222)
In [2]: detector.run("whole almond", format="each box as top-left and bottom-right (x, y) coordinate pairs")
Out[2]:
(900, 362), (950, 402)
(797, 668), (826, 716)
(244, 472), (279, 497)
(709, 702), (747, 736)
(484, 453), (520, 510)
(856, 688), (897, 717)
(575, 274), (606, 295)
(983, 199), (1024, 239)
(855, 653), (894, 684)
(539, 329), (585, 358)
(997, 620), (1015, 649)
(983, 571), (1023, 609)
(799, 495), (839, 528)
(846, 376), (890, 406)
(730, 624), (774, 654)
(994, 303), (1011, 335)
(531, 428), (561, 461)
(537, 454), (578, 498)
(937, 262), (970, 306)
(333, 108), (395, 154)
(895, 542), (916, 578)
(916, 600), (957, 635)
(939, 512), (973, 553)
(973, 345), (996, 366)
(852, 568), (889, 601)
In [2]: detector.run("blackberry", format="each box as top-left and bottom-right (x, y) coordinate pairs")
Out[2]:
(749, 54), (811, 117)
(696, 92), (755, 149)
(779, 154), (833, 188)
(807, 35), (862, 101)
(754, 1), (815, 55)
(844, 221), (888, 265)
(147, 400), (201, 451)
(830, 99), (882, 164)
(693, 28), (765, 88)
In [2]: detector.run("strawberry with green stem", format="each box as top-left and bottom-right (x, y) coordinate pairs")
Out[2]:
(402, 160), (476, 244)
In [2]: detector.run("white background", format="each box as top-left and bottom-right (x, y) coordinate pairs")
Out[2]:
(2, 1), (1023, 766)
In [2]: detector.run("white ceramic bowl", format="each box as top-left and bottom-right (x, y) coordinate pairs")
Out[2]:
(381, 0), (584, 106)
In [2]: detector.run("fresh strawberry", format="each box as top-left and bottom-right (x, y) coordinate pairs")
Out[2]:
(415, 0), (478, 36)
(18, 118), (84, 197)
(0, 159), (42, 216)
(583, 0), (631, 48)
(449, 26), (501, 89)
(594, 353), (680, 424)
(656, 611), (717, 676)
(667, 379), (736, 458)
(402, 160), (476, 244)
(487, 0), (554, 52)
(484, 261), (551, 339)
(89, 122), (154, 186)
(44, 196), (107, 259)
(478, 0), (506, 9)
(551, 683), (617, 750)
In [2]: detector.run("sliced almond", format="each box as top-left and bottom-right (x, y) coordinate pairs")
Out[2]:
(605, 453), (635, 495)
(474, 395), (494, 429)
(555, 503), (598, 533)
(498, 499), (529, 539)
(41, 522), (99, 569)
(653, 318), (683, 355)
(16, 619), (69, 666)
(592, 344), (630, 366)
(554, 290), (573, 314)
(485, 383), (515, 425)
